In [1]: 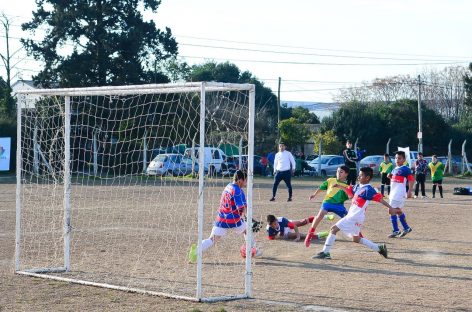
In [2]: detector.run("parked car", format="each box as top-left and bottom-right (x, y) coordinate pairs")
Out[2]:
(360, 155), (392, 175)
(183, 147), (226, 175)
(221, 156), (238, 176)
(307, 155), (345, 177)
(305, 154), (318, 161)
(231, 155), (266, 175)
(146, 153), (195, 176)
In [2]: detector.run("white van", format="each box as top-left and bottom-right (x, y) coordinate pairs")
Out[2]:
(183, 147), (226, 175)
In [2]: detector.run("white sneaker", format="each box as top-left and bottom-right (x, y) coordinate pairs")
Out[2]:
(413, 195), (418, 199)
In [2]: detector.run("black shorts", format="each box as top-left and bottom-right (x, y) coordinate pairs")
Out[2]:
(381, 173), (390, 185)
(433, 179), (443, 185)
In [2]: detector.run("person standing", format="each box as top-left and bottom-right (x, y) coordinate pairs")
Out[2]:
(387, 151), (414, 238)
(342, 140), (358, 186)
(270, 142), (296, 202)
(428, 155), (445, 198)
(414, 153), (428, 198)
(379, 154), (393, 197)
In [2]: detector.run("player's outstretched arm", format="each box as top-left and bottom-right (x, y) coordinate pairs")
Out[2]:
(309, 188), (322, 200)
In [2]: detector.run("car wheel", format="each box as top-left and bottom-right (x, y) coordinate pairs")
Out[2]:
(320, 170), (327, 178)
(165, 170), (173, 177)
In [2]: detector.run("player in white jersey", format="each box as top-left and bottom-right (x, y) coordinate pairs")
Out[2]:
(387, 151), (414, 238)
(313, 167), (401, 260)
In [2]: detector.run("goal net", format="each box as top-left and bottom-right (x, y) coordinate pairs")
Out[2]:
(15, 82), (256, 302)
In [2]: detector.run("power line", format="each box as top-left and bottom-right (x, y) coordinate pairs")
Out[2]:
(179, 55), (468, 67)
(177, 35), (472, 60)
(179, 42), (469, 62)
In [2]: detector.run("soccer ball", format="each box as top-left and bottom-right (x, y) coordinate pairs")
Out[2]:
(240, 244), (256, 258)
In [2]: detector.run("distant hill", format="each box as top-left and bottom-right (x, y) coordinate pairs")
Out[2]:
(281, 101), (341, 119)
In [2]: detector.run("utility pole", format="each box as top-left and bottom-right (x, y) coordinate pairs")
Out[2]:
(277, 77), (281, 140)
(417, 75), (423, 153)
(0, 14), (13, 115)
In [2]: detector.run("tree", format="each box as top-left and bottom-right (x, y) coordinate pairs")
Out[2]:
(0, 14), (16, 117)
(278, 118), (311, 150)
(188, 61), (279, 154)
(312, 130), (342, 155)
(291, 106), (320, 124)
(21, 0), (178, 87)
(465, 63), (472, 111)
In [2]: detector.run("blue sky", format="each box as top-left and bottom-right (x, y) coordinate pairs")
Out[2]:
(1, 0), (471, 102)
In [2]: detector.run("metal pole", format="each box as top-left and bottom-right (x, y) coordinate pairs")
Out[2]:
(418, 75), (423, 153)
(277, 77), (281, 139)
(64, 96), (71, 271)
(196, 82), (206, 300)
(245, 85), (256, 298)
(143, 129), (147, 173)
(447, 139), (452, 175)
(15, 95), (23, 271)
(386, 138), (391, 155)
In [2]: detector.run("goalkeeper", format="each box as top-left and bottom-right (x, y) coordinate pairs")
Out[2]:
(266, 214), (328, 241)
(188, 170), (261, 263)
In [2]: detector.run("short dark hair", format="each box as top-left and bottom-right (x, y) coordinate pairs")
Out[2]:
(432, 154), (437, 158)
(339, 165), (350, 173)
(384, 153), (390, 157)
(395, 151), (406, 158)
(360, 166), (374, 179)
(418, 152), (423, 156)
(233, 170), (247, 182)
(346, 140), (352, 144)
(267, 214), (277, 223)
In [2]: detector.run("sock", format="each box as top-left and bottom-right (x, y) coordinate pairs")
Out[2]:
(308, 216), (315, 223)
(399, 213), (410, 230)
(380, 184), (385, 195)
(432, 185), (436, 197)
(244, 234), (256, 248)
(201, 238), (214, 252)
(322, 233), (336, 253)
(390, 215), (399, 232)
(387, 186), (391, 195)
(439, 186), (443, 198)
(360, 237), (380, 252)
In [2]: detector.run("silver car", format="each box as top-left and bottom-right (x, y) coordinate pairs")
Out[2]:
(146, 153), (195, 176)
(307, 155), (345, 177)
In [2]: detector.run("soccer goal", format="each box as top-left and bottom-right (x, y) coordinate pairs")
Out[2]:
(15, 82), (256, 302)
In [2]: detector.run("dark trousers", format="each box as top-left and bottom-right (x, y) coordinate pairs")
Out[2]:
(272, 170), (292, 198)
(347, 168), (357, 185)
(414, 174), (426, 196)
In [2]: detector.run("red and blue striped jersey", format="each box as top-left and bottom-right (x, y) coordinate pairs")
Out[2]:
(215, 183), (247, 228)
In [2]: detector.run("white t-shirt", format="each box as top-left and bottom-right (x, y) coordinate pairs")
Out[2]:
(273, 150), (295, 172)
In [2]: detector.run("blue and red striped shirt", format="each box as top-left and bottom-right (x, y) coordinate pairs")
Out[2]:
(215, 183), (247, 228)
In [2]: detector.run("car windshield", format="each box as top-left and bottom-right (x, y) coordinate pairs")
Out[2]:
(311, 156), (332, 165)
(154, 155), (168, 162)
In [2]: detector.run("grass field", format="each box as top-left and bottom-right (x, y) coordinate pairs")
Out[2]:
(1, 174), (472, 312)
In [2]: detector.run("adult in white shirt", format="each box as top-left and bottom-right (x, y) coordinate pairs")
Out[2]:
(270, 142), (296, 202)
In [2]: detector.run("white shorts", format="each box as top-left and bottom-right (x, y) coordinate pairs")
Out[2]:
(336, 217), (362, 237)
(210, 222), (247, 237)
(389, 199), (405, 208)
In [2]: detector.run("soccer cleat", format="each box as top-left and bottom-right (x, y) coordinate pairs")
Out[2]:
(269, 197), (275, 202)
(413, 195), (417, 199)
(388, 231), (401, 238)
(313, 251), (331, 259)
(188, 244), (197, 263)
(304, 231), (315, 247)
(324, 214), (335, 221)
(378, 243), (388, 258)
(287, 197), (292, 202)
(255, 247), (263, 257)
(398, 227), (412, 238)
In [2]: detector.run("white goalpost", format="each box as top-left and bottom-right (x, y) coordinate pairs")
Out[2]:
(15, 82), (256, 302)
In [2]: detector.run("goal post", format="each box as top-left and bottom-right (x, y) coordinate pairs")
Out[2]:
(15, 82), (256, 302)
